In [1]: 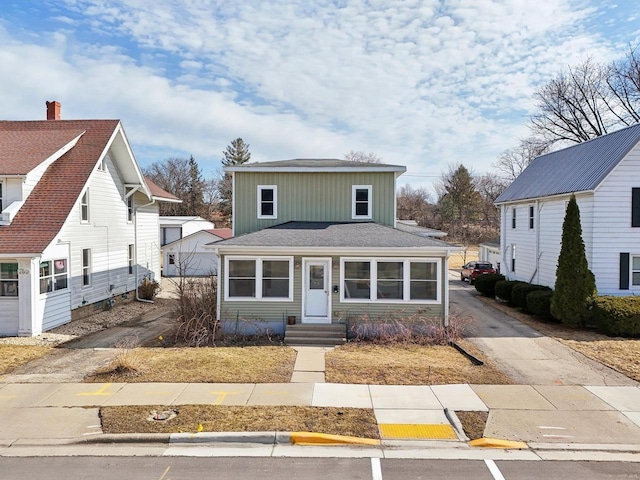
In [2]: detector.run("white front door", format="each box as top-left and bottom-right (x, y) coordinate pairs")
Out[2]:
(303, 259), (331, 323)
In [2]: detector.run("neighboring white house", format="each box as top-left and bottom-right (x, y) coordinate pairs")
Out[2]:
(0, 101), (180, 336)
(162, 228), (232, 276)
(495, 123), (640, 295)
(478, 241), (501, 272)
(159, 216), (214, 246)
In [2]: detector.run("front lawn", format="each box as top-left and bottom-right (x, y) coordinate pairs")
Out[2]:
(0, 345), (52, 375)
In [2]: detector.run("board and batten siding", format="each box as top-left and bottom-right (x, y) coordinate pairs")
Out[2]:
(233, 172), (397, 235)
(592, 141), (640, 295)
(218, 255), (446, 334)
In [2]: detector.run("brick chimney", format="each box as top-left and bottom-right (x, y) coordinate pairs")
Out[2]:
(46, 101), (61, 120)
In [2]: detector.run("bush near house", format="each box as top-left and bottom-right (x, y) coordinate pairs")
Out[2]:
(474, 274), (505, 298)
(592, 296), (640, 337)
(494, 280), (525, 304)
(511, 283), (552, 311)
(525, 290), (554, 319)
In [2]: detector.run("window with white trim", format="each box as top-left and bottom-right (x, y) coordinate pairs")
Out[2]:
(257, 185), (277, 219)
(632, 256), (640, 286)
(82, 248), (91, 287)
(511, 207), (516, 229)
(128, 244), (134, 275)
(40, 259), (68, 294)
(511, 244), (516, 273)
(225, 257), (293, 300)
(0, 262), (18, 297)
(126, 187), (134, 222)
(0, 181), (4, 211)
(80, 190), (89, 223)
(529, 206), (534, 229)
(341, 258), (440, 303)
(352, 185), (372, 219)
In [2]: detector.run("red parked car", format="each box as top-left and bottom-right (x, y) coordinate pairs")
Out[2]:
(460, 261), (496, 284)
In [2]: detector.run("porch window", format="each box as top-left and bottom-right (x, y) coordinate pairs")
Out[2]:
(0, 262), (18, 297)
(80, 190), (89, 223)
(225, 257), (293, 300)
(82, 249), (91, 287)
(342, 258), (440, 303)
(352, 185), (372, 219)
(40, 259), (68, 294)
(257, 185), (277, 219)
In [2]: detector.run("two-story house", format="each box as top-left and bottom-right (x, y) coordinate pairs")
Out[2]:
(213, 159), (458, 334)
(0, 102), (179, 336)
(495, 122), (640, 295)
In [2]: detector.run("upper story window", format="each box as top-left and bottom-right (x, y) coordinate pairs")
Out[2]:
(0, 262), (18, 297)
(0, 181), (4, 211)
(98, 158), (107, 172)
(511, 207), (516, 229)
(352, 185), (372, 219)
(40, 259), (68, 294)
(125, 187), (134, 223)
(80, 190), (89, 223)
(529, 206), (534, 229)
(257, 185), (277, 219)
(632, 188), (640, 227)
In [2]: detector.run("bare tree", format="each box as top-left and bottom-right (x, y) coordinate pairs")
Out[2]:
(606, 46), (640, 125)
(475, 173), (508, 233)
(396, 184), (436, 226)
(344, 150), (382, 163)
(494, 137), (549, 180)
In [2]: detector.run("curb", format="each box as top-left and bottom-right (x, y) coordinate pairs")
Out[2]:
(469, 437), (528, 449)
(290, 432), (380, 446)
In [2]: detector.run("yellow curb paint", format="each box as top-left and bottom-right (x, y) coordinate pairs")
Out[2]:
(469, 438), (528, 449)
(210, 391), (240, 405)
(379, 424), (457, 440)
(291, 432), (380, 446)
(77, 383), (114, 396)
(0, 395), (17, 399)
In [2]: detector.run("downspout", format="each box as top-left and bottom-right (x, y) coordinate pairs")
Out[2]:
(135, 197), (156, 304)
(444, 251), (450, 327)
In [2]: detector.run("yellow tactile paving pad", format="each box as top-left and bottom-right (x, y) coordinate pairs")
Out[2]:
(379, 423), (457, 440)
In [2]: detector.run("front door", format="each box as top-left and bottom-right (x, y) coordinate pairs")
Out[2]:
(303, 259), (331, 323)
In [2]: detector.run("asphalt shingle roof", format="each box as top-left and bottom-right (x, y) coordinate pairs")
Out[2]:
(225, 158), (406, 172)
(215, 221), (455, 249)
(0, 120), (119, 255)
(496, 123), (640, 204)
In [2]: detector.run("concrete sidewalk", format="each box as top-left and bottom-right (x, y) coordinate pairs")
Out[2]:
(2, 382), (640, 454)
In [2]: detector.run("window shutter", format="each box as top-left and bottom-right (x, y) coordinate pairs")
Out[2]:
(620, 253), (630, 290)
(632, 189), (640, 227)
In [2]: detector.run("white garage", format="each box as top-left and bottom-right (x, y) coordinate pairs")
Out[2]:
(161, 229), (232, 277)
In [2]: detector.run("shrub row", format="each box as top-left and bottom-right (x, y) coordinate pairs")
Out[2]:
(592, 296), (640, 337)
(473, 273), (505, 298)
(511, 283), (552, 311)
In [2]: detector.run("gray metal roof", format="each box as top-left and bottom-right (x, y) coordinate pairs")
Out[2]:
(396, 220), (448, 237)
(495, 123), (640, 204)
(213, 221), (455, 249)
(224, 158), (406, 173)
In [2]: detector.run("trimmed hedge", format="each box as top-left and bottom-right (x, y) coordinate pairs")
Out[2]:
(512, 283), (552, 310)
(592, 296), (640, 337)
(494, 280), (525, 304)
(526, 290), (554, 319)
(474, 273), (505, 298)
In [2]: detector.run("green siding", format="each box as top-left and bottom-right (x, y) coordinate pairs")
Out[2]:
(234, 172), (397, 235)
(218, 255), (446, 327)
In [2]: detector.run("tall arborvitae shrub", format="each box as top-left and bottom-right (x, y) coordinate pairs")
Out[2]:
(550, 195), (597, 327)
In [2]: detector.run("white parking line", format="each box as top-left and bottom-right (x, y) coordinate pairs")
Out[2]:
(484, 459), (506, 480)
(371, 457), (383, 480)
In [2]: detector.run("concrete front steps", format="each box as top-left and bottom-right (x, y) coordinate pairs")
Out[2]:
(284, 323), (347, 346)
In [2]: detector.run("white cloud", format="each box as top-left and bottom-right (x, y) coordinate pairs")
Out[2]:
(0, 0), (636, 192)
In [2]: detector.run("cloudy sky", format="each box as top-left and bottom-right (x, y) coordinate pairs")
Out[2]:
(1, 1), (638, 193)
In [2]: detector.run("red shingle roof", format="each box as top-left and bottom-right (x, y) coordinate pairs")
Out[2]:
(206, 228), (232, 239)
(145, 177), (180, 201)
(0, 120), (120, 255)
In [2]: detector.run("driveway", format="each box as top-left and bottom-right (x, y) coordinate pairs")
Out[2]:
(449, 271), (638, 386)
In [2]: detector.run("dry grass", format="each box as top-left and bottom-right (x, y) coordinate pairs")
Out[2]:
(477, 295), (640, 382)
(0, 345), (52, 375)
(325, 343), (513, 385)
(100, 405), (379, 438)
(85, 346), (296, 383)
(456, 411), (488, 440)
(448, 247), (479, 270)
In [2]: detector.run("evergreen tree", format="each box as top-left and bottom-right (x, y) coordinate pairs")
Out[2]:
(187, 155), (205, 216)
(551, 194), (597, 326)
(218, 138), (251, 221)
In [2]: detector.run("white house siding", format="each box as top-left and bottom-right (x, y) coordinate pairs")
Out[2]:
(136, 200), (161, 284)
(162, 232), (221, 277)
(0, 298), (19, 335)
(40, 291), (72, 331)
(501, 195), (594, 289)
(478, 244), (501, 271)
(592, 143), (640, 295)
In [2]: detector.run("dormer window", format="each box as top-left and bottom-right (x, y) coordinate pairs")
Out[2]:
(80, 190), (89, 223)
(352, 185), (372, 219)
(257, 185), (277, 219)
